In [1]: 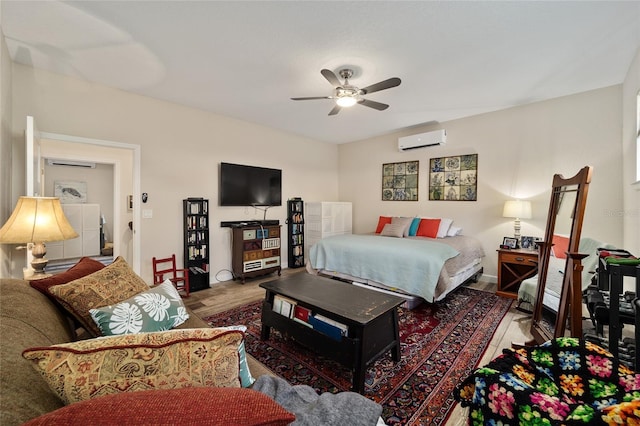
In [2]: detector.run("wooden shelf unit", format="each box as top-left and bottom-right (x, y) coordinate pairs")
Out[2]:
(232, 224), (282, 283)
(183, 198), (210, 292)
(287, 198), (305, 268)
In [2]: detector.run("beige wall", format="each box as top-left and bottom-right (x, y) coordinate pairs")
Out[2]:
(339, 86), (624, 280)
(5, 45), (636, 286)
(0, 21), (14, 278)
(10, 64), (339, 283)
(622, 48), (640, 255)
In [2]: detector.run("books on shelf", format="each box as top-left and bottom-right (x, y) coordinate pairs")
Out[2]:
(271, 295), (349, 339)
(293, 305), (311, 322)
(273, 295), (297, 318)
(312, 313), (348, 335)
(308, 315), (346, 341)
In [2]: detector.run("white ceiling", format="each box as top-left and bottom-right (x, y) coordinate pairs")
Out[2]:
(3, 1), (640, 144)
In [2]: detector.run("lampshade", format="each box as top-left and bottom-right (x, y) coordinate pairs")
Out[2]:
(0, 197), (78, 243)
(0, 197), (78, 278)
(502, 200), (532, 219)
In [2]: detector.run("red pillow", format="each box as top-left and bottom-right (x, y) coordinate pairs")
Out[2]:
(23, 387), (296, 426)
(30, 257), (106, 297)
(552, 235), (570, 259)
(375, 216), (392, 233)
(416, 218), (441, 238)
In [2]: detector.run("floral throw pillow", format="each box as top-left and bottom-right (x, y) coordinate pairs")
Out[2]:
(48, 256), (150, 336)
(22, 328), (243, 405)
(90, 280), (189, 336)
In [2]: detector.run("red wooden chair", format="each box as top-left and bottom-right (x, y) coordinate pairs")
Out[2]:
(152, 254), (190, 297)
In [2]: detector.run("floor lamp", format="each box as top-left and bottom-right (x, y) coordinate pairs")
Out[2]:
(0, 197), (79, 279)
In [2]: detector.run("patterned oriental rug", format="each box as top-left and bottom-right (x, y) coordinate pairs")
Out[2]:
(204, 286), (513, 425)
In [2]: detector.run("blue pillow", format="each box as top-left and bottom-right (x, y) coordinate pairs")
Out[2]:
(408, 217), (421, 236)
(213, 325), (255, 387)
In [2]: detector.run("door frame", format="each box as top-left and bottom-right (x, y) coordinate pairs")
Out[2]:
(39, 131), (141, 273)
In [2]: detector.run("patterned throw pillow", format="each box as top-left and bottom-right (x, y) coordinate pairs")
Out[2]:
(22, 328), (243, 405)
(89, 280), (189, 336)
(49, 256), (150, 336)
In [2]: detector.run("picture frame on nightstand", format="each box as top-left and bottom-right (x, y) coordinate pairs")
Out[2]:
(502, 237), (518, 249)
(521, 236), (535, 250)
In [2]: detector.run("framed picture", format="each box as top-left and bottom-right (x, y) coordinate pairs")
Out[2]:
(502, 237), (518, 249)
(521, 236), (535, 250)
(382, 161), (419, 201)
(54, 180), (87, 203)
(429, 154), (478, 201)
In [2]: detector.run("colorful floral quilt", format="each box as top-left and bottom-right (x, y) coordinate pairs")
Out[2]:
(454, 338), (640, 425)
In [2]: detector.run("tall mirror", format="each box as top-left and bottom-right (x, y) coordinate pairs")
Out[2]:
(528, 166), (592, 345)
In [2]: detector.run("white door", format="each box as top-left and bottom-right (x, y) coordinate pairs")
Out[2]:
(24, 116), (42, 271)
(25, 116), (42, 196)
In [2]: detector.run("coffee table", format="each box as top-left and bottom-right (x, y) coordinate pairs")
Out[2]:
(259, 273), (405, 393)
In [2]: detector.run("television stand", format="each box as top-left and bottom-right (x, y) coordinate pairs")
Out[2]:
(230, 223), (281, 283)
(221, 220), (280, 228)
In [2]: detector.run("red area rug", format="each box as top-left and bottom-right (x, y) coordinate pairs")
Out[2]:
(204, 286), (512, 425)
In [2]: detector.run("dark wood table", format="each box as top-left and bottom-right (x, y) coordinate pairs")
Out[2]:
(260, 273), (405, 393)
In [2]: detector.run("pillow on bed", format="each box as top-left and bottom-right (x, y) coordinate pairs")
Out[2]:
(447, 225), (463, 237)
(408, 217), (421, 236)
(552, 234), (570, 259)
(391, 216), (413, 237)
(436, 218), (453, 238)
(375, 216), (392, 233)
(380, 223), (405, 238)
(416, 218), (441, 238)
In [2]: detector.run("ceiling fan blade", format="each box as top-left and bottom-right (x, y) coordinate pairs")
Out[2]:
(360, 77), (401, 95)
(328, 104), (341, 116)
(321, 69), (342, 87)
(291, 96), (331, 101)
(358, 99), (389, 111)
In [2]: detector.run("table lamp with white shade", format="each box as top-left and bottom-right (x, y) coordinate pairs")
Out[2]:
(502, 199), (532, 246)
(0, 196), (79, 279)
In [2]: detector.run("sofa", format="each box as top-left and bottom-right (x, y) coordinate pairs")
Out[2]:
(0, 276), (278, 425)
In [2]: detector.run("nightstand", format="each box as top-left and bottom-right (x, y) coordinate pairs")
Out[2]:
(496, 248), (539, 299)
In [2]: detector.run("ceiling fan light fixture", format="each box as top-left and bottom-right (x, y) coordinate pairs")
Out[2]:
(336, 96), (357, 107)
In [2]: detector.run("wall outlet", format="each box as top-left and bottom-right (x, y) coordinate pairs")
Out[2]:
(142, 209), (153, 219)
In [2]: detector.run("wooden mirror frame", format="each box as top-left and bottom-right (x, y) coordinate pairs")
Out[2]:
(528, 166), (592, 345)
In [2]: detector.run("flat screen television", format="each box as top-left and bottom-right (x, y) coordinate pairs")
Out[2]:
(219, 162), (282, 207)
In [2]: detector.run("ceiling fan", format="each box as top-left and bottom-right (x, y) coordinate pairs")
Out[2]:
(291, 69), (401, 116)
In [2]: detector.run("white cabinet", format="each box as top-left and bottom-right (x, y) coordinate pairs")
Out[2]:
(304, 201), (352, 255)
(47, 204), (101, 260)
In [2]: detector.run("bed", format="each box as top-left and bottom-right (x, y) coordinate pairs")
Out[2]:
(517, 237), (613, 313)
(306, 233), (485, 306)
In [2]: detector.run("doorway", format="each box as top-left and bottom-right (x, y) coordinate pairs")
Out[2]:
(37, 132), (141, 273)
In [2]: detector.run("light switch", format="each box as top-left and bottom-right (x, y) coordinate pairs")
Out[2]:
(142, 209), (153, 219)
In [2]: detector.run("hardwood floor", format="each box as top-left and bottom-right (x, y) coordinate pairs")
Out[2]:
(184, 269), (533, 425)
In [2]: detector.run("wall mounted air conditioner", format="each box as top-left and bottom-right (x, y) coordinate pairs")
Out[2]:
(398, 129), (446, 151)
(47, 159), (96, 168)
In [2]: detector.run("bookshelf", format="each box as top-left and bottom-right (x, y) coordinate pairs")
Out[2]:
(183, 198), (210, 292)
(287, 198), (305, 268)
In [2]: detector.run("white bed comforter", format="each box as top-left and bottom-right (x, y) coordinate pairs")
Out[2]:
(308, 234), (485, 302)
